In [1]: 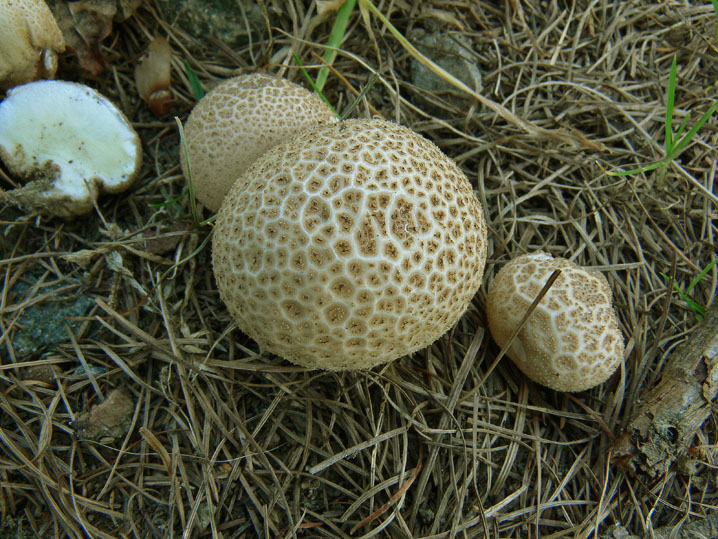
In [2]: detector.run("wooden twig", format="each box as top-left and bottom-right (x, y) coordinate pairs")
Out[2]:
(613, 304), (718, 475)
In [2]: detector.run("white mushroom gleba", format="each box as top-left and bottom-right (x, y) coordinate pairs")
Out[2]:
(212, 119), (488, 370)
(0, 80), (142, 217)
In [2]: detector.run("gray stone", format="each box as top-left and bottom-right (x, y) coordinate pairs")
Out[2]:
(408, 28), (483, 104)
(157, 0), (269, 48)
(10, 276), (94, 358)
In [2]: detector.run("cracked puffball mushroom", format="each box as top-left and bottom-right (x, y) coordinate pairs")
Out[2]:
(486, 252), (625, 392)
(0, 80), (142, 217)
(180, 73), (337, 212)
(212, 119), (488, 370)
(0, 0), (65, 89)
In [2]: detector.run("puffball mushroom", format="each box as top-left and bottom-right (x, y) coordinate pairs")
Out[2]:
(0, 0), (65, 89)
(0, 80), (142, 217)
(180, 73), (337, 212)
(486, 252), (625, 392)
(135, 36), (173, 116)
(212, 119), (488, 370)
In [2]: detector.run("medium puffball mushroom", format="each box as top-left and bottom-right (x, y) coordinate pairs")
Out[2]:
(0, 80), (142, 217)
(486, 252), (625, 392)
(180, 73), (337, 212)
(212, 119), (488, 370)
(0, 0), (65, 89)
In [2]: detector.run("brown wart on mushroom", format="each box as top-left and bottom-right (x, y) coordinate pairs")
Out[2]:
(0, 80), (142, 217)
(212, 119), (488, 370)
(0, 0), (65, 90)
(180, 73), (338, 212)
(486, 252), (625, 392)
(135, 36), (173, 116)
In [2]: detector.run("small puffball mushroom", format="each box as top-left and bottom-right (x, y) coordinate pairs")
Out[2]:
(212, 119), (488, 370)
(0, 80), (142, 217)
(0, 0), (65, 89)
(134, 36), (173, 116)
(180, 73), (337, 212)
(486, 252), (625, 392)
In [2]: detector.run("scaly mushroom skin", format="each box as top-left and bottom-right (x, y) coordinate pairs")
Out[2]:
(0, 0), (65, 89)
(212, 119), (488, 370)
(0, 80), (142, 217)
(486, 252), (625, 392)
(180, 73), (337, 212)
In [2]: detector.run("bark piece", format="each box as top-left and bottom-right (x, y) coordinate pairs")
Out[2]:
(601, 513), (718, 539)
(613, 304), (718, 475)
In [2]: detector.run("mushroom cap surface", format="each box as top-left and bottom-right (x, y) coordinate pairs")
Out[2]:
(486, 252), (625, 392)
(212, 119), (488, 370)
(0, 0), (65, 89)
(0, 80), (142, 217)
(181, 73), (337, 212)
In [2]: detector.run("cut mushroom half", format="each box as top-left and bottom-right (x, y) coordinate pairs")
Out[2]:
(0, 80), (142, 217)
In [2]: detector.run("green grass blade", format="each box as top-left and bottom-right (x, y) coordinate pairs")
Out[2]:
(665, 55), (677, 151)
(315, 0), (357, 92)
(686, 256), (718, 293)
(291, 52), (339, 118)
(607, 160), (668, 176)
(183, 58), (205, 100)
(713, 0), (718, 40)
(659, 272), (707, 321)
(175, 117), (201, 226)
(148, 188), (187, 215)
(608, 97), (718, 177)
(340, 73), (378, 120)
(157, 227), (214, 284)
(672, 112), (691, 146)
(671, 99), (718, 155)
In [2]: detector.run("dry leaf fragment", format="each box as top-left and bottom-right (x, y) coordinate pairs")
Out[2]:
(74, 387), (135, 442)
(51, 0), (115, 75)
(316, 0), (346, 16)
(50, 0), (141, 75)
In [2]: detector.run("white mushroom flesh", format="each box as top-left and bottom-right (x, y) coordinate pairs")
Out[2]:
(0, 80), (142, 216)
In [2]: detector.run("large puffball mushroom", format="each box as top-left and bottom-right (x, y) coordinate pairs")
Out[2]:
(180, 73), (337, 212)
(0, 0), (65, 90)
(0, 80), (142, 217)
(212, 119), (488, 370)
(486, 252), (625, 392)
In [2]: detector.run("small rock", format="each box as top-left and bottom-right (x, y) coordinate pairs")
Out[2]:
(408, 28), (483, 105)
(156, 0), (271, 48)
(9, 276), (94, 359)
